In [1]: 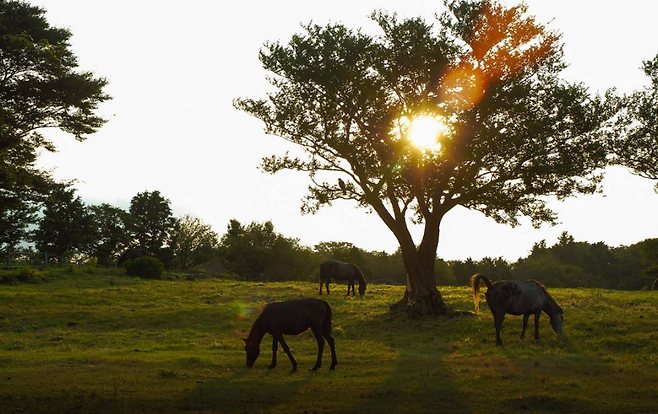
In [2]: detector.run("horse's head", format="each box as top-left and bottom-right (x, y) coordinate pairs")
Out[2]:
(358, 282), (367, 296)
(549, 309), (565, 335)
(242, 339), (260, 367)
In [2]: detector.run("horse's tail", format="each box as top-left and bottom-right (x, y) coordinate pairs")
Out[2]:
(471, 273), (493, 312)
(323, 301), (333, 333)
(319, 261), (332, 282)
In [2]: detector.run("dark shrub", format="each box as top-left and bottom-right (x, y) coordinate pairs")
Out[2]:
(124, 256), (165, 279)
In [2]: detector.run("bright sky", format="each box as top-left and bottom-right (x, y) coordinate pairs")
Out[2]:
(32, 0), (658, 261)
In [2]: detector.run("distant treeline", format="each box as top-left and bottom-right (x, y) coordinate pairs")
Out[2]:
(217, 224), (657, 290)
(2, 186), (657, 290)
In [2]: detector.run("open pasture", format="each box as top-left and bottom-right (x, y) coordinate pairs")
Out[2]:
(1, 271), (657, 413)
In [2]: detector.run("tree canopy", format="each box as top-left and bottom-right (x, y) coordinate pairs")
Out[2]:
(128, 190), (175, 257)
(613, 54), (658, 191)
(0, 0), (110, 248)
(235, 0), (615, 316)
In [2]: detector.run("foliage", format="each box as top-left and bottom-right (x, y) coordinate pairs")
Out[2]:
(170, 215), (220, 270)
(314, 241), (365, 267)
(508, 232), (650, 290)
(128, 190), (175, 264)
(235, 0), (615, 315)
(32, 186), (94, 260)
(88, 203), (132, 266)
(0, 0), (109, 213)
(1, 272), (658, 413)
(124, 255), (165, 279)
(613, 54), (658, 191)
(218, 219), (320, 281)
(0, 198), (36, 250)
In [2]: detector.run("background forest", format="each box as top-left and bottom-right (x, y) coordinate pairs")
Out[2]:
(2, 186), (656, 290)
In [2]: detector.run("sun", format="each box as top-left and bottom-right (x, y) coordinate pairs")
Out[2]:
(408, 116), (446, 150)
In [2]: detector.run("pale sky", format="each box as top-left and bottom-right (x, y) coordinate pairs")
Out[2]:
(32, 0), (658, 261)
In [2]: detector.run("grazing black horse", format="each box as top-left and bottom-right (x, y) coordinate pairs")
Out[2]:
(319, 260), (367, 296)
(242, 298), (338, 372)
(471, 274), (564, 346)
(117, 248), (150, 267)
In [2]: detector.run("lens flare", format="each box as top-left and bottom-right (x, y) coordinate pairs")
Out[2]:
(231, 301), (251, 320)
(408, 116), (446, 150)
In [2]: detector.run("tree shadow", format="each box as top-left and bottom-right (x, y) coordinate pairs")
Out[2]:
(336, 310), (475, 414)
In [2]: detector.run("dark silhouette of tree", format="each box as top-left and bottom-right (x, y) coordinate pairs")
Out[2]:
(33, 186), (93, 261)
(128, 191), (174, 262)
(0, 1), (110, 220)
(314, 241), (365, 268)
(170, 215), (220, 270)
(88, 204), (132, 266)
(218, 219), (319, 281)
(613, 54), (658, 192)
(0, 199), (35, 251)
(236, 0), (613, 316)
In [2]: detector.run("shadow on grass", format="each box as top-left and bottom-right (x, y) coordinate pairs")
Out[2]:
(337, 309), (475, 414)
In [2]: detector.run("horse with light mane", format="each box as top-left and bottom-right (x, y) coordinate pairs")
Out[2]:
(471, 273), (564, 346)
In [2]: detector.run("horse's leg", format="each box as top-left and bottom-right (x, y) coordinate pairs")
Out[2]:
(319, 277), (324, 295)
(311, 327), (325, 371)
(493, 312), (505, 346)
(277, 335), (297, 372)
(521, 313), (530, 339)
(322, 326), (337, 370)
(269, 336), (278, 369)
(533, 311), (541, 342)
(351, 279), (356, 296)
(326, 279), (331, 295)
(346, 280), (352, 296)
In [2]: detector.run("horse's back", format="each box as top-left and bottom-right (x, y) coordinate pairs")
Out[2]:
(320, 260), (355, 280)
(486, 280), (546, 314)
(261, 298), (330, 335)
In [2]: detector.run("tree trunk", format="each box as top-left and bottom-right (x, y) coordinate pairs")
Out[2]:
(391, 218), (451, 318)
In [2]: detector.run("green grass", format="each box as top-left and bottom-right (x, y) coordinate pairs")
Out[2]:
(1, 269), (658, 413)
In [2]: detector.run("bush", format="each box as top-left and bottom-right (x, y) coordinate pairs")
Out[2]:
(124, 256), (165, 279)
(0, 267), (45, 284)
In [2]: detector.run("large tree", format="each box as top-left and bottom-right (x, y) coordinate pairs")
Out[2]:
(170, 215), (220, 270)
(613, 54), (658, 192)
(88, 203), (132, 266)
(32, 186), (94, 261)
(128, 190), (175, 259)
(0, 0), (109, 245)
(236, 0), (612, 317)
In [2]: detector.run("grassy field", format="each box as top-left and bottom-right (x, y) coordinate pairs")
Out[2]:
(1, 269), (657, 414)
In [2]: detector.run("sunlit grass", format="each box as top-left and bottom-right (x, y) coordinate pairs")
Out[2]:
(1, 270), (657, 413)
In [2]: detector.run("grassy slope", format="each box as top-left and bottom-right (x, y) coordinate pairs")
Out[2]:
(1, 270), (657, 414)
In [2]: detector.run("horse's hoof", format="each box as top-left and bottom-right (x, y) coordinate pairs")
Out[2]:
(311, 366), (320, 371)
(268, 365), (276, 369)
(330, 365), (336, 370)
(289, 368), (297, 373)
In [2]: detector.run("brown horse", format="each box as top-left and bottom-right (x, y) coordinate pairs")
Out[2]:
(242, 298), (337, 372)
(471, 274), (564, 346)
(319, 260), (367, 296)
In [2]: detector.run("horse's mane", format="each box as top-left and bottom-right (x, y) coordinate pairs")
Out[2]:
(530, 280), (563, 313)
(354, 265), (366, 284)
(529, 279), (547, 291)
